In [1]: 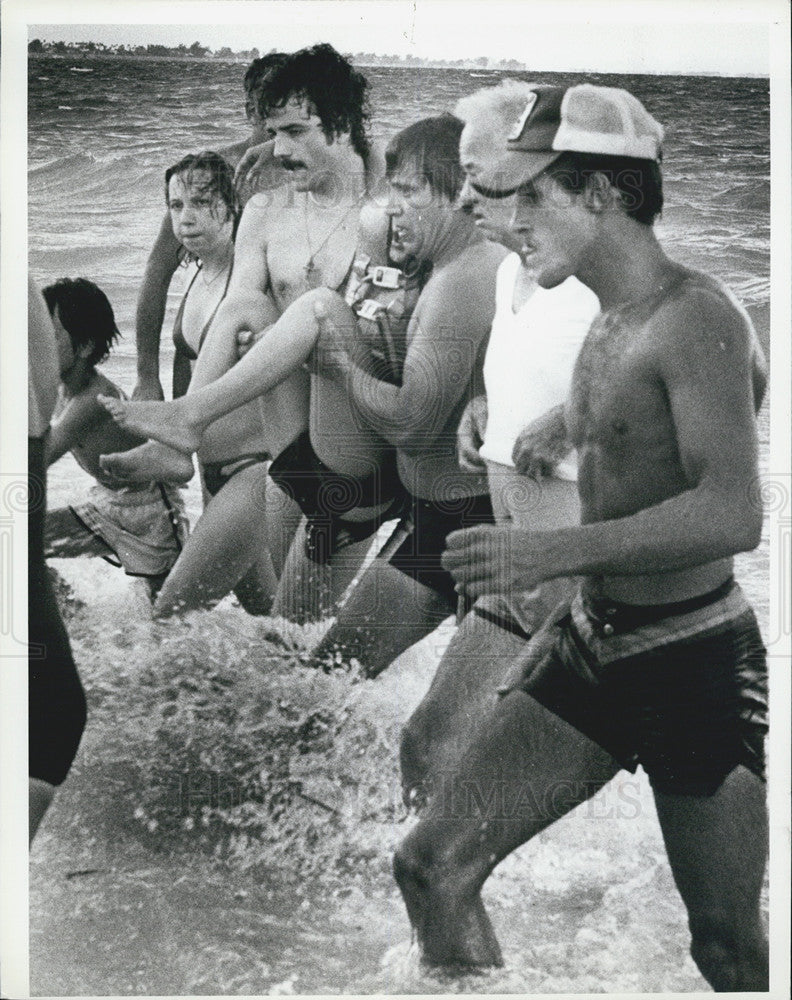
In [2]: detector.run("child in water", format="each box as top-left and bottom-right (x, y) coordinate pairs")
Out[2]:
(43, 278), (188, 595)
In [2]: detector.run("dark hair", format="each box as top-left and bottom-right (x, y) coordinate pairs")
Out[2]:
(42, 278), (120, 366)
(257, 43), (370, 161)
(165, 150), (240, 238)
(385, 115), (465, 201)
(243, 52), (287, 119)
(542, 151), (663, 225)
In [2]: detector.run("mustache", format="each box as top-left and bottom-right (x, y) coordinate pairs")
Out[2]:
(281, 158), (307, 172)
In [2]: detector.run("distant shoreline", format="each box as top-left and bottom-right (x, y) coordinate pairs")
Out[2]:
(27, 51), (768, 79)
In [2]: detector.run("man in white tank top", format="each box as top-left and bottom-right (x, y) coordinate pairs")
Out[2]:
(400, 81), (598, 807)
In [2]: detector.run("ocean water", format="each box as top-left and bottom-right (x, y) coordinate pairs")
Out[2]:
(27, 57), (772, 994)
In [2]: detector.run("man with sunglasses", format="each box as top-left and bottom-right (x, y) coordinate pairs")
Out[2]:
(394, 83), (768, 991)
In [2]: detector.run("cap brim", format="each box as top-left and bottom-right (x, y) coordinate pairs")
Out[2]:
(505, 149), (563, 189)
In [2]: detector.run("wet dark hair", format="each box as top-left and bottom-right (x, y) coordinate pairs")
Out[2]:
(385, 115), (465, 201)
(243, 52), (287, 119)
(42, 278), (120, 366)
(257, 43), (370, 161)
(165, 150), (240, 238)
(541, 151), (663, 225)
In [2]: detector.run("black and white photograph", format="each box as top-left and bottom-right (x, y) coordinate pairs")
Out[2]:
(1, 0), (790, 995)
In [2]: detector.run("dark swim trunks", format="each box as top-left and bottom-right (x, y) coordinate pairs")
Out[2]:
(202, 452), (271, 498)
(508, 578), (767, 796)
(381, 491), (496, 607)
(268, 430), (405, 565)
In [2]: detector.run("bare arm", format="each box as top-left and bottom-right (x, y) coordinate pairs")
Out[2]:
(457, 395), (488, 473)
(133, 212), (182, 400)
(45, 395), (109, 467)
(444, 292), (763, 593)
(511, 404), (571, 478)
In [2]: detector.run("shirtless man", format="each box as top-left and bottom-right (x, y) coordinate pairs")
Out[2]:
(133, 53), (287, 403)
(393, 84), (769, 991)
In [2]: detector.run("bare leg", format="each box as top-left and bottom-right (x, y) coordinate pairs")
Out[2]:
(264, 474), (303, 578)
(98, 288), (357, 454)
(394, 689), (620, 968)
(400, 613), (528, 805)
(271, 523), (377, 624)
(309, 559), (453, 677)
(44, 507), (115, 560)
(654, 766), (768, 991)
(99, 441), (194, 485)
(153, 462), (276, 618)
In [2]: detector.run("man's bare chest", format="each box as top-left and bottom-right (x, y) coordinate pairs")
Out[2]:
(568, 313), (670, 449)
(266, 207), (359, 307)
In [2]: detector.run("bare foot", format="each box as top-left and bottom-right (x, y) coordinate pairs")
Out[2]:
(100, 442), (194, 485)
(98, 395), (202, 454)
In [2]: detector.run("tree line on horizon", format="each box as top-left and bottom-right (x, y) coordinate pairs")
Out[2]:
(27, 37), (527, 71)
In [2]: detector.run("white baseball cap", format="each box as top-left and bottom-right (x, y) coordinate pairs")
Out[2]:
(495, 84), (664, 191)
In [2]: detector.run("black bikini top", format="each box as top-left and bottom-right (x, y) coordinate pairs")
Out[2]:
(172, 265), (233, 362)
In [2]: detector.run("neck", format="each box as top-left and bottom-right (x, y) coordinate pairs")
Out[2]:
(429, 211), (485, 270)
(309, 147), (367, 203)
(577, 220), (671, 309)
(62, 359), (94, 397)
(199, 243), (233, 282)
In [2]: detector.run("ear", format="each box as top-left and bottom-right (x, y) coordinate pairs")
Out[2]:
(582, 171), (618, 214)
(77, 343), (93, 360)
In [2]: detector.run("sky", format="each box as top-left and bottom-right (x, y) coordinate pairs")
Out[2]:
(12, 0), (782, 76)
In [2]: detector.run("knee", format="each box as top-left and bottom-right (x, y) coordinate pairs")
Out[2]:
(393, 832), (432, 898)
(688, 911), (768, 991)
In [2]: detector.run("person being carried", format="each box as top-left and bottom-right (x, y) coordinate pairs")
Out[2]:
(399, 80), (600, 806)
(394, 83), (769, 991)
(98, 116), (505, 672)
(42, 278), (188, 595)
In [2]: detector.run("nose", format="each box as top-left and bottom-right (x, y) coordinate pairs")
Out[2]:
(385, 190), (403, 217)
(457, 175), (477, 212)
(273, 132), (292, 160)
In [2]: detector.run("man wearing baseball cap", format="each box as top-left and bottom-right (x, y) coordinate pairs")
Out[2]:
(394, 84), (768, 990)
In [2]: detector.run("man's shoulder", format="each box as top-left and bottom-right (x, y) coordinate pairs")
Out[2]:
(655, 269), (754, 341)
(646, 268), (756, 371)
(434, 240), (506, 289)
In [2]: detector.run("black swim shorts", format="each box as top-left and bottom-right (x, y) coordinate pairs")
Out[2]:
(509, 578), (767, 796)
(202, 452), (270, 498)
(382, 491), (496, 607)
(268, 430), (405, 564)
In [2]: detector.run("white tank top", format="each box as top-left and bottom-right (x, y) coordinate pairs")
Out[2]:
(479, 253), (599, 478)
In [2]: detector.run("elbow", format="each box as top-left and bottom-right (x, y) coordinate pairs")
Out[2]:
(711, 496), (763, 556)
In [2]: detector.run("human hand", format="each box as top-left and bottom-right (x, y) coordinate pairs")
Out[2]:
(441, 524), (550, 598)
(457, 395), (488, 473)
(234, 140), (276, 193)
(512, 404), (571, 479)
(306, 300), (352, 379)
(236, 327), (265, 360)
(131, 374), (164, 402)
